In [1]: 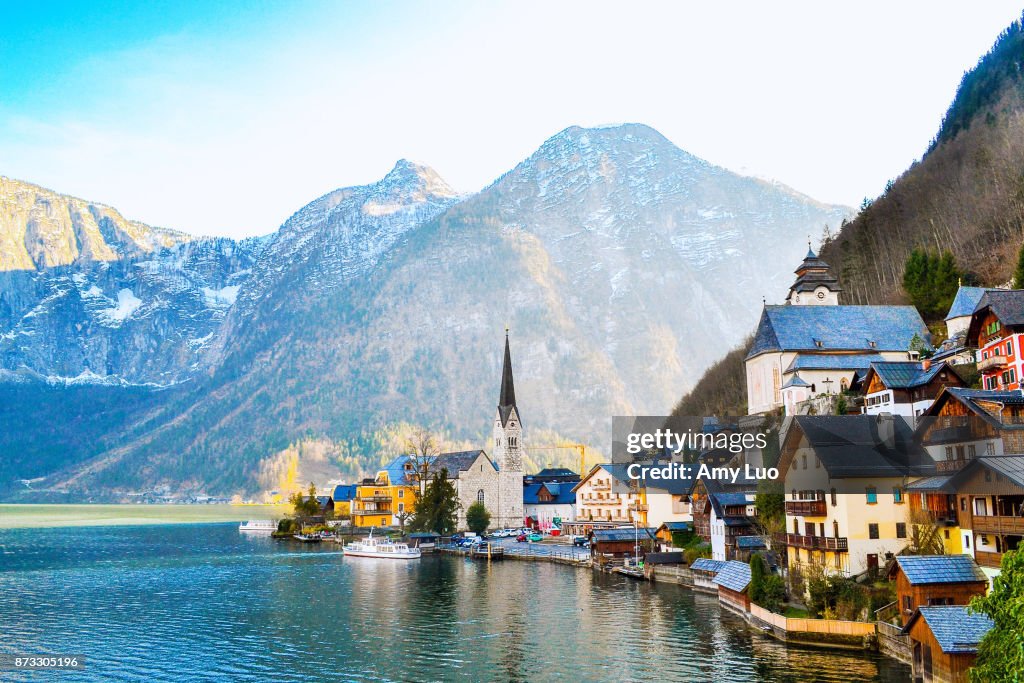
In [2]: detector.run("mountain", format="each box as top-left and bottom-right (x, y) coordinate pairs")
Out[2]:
(0, 177), (265, 385)
(672, 14), (1024, 419)
(819, 15), (1024, 304)
(0, 124), (850, 499)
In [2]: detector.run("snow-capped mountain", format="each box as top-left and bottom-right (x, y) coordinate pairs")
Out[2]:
(0, 124), (850, 498)
(0, 177), (265, 385)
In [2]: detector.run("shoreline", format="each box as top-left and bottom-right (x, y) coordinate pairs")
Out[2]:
(0, 503), (288, 530)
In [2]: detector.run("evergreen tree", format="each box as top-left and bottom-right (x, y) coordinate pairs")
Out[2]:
(409, 468), (459, 534)
(903, 248), (963, 320)
(465, 501), (491, 535)
(969, 550), (1024, 681)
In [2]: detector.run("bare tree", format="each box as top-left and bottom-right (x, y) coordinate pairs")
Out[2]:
(404, 427), (438, 497)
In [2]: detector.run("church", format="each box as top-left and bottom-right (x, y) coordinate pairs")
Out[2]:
(745, 247), (930, 415)
(420, 332), (524, 530)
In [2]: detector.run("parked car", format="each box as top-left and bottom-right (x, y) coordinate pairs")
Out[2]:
(516, 533), (528, 542)
(572, 536), (589, 547)
(528, 533), (543, 542)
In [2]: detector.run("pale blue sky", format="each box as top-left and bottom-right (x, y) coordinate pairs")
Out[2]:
(2, 2), (1022, 237)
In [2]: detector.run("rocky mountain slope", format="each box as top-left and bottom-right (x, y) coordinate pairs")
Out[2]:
(0, 177), (265, 385)
(0, 124), (849, 498)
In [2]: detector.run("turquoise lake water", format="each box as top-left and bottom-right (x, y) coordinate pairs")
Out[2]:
(0, 523), (910, 681)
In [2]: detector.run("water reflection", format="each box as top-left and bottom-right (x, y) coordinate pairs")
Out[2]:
(0, 524), (909, 682)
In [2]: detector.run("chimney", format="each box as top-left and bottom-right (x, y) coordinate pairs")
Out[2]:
(922, 358), (932, 371)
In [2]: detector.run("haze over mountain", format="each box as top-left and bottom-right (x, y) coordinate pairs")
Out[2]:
(0, 123), (849, 499)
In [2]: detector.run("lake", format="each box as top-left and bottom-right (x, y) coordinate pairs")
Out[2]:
(0, 521), (911, 681)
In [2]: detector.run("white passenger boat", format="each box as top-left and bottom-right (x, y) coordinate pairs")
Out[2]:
(238, 519), (276, 533)
(343, 530), (421, 559)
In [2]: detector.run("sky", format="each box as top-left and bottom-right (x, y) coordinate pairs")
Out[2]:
(1, 1), (1023, 238)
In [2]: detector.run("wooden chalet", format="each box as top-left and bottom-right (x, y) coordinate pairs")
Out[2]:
(888, 555), (988, 626)
(901, 606), (993, 683)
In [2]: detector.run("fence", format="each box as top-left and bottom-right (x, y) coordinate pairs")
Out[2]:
(749, 604), (876, 638)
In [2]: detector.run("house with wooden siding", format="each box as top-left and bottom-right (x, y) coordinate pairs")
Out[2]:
(713, 560), (752, 614)
(901, 606), (993, 683)
(858, 360), (964, 423)
(888, 555), (988, 626)
(690, 557), (726, 593)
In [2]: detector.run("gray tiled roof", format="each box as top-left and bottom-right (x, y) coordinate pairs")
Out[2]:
(785, 353), (886, 372)
(895, 555), (987, 585)
(869, 361), (952, 390)
(975, 289), (1024, 328)
(690, 558), (726, 574)
(978, 455), (1024, 488)
(713, 560), (752, 592)
(905, 474), (958, 493)
(736, 535), (767, 549)
(902, 606), (994, 654)
(592, 528), (656, 543)
(945, 286), (994, 320)
(791, 415), (935, 478)
(747, 305), (929, 359)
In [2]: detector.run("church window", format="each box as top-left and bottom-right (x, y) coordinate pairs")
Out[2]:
(477, 489), (485, 503)
(509, 436), (518, 448)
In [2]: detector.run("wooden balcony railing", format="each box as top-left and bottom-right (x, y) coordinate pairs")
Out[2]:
(785, 499), (827, 517)
(780, 533), (848, 551)
(972, 515), (1024, 535)
(975, 550), (1003, 569)
(978, 354), (1008, 372)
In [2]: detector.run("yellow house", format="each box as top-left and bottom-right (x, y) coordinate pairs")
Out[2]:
(780, 415), (935, 578)
(352, 456), (419, 528)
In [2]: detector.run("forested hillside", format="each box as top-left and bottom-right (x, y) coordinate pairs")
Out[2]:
(821, 15), (1024, 303)
(674, 14), (1024, 417)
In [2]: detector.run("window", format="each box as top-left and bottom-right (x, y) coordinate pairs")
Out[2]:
(965, 535), (970, 549)
(987, 442), (996, 456)
(945, 446), (954, 460)
(866, 487), (877, 504)
(477, 489), (485, 503)
(968, 444), (977, 459)
(833, 520), (839, 538)
(815, 456), (821, 469)
(830, 488), (837, 506)
(508, 436), (517, 448)
(903, 595), (912, 612)
(960, 497), (967, 512)
(893, 487), (903, 504)
(398, 489), (404, 498)
(896, 523), (907, 539)
(398, 502), (405, 512)
(802, 454), (808, 469)
(868, 523), (879, 539)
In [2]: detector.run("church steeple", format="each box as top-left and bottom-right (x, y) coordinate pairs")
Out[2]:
(499, 329), (517, 410)
(786, 245), (841, 306)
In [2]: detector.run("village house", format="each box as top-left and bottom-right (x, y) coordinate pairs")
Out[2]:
(910, 386), (1024, 572)
(523, 479), (576, 529)
(966, 289), (1024, 391)
(571, 463), (692, 529)
(779, 415), (935, 578)
(857, 360), (964, 424)
(901, 606), (994, 683)
(589, 527), (656, 560)
(888, 555), (988, 626)
(655, 521), (692, 550)
(352, 460), (417, 528)
(713, 560), (752, 615)
(692, 477), (757, 562)
(331, 484), (357, 518)
(932, 286), (995, 365)
(746, 247), (930, 415)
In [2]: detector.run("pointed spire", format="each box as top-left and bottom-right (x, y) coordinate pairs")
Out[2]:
(499, 328), (516, 409)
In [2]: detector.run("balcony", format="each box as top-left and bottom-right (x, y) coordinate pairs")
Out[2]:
(782, 533), (848, 552)
(978, 353), (1007, 372)
(785, 499), (827, 517)
(936, 459), (970, 473)
(972, 515), (1024, 535)
(631, 504), (649, 512)
(975, 550), (1003, 569)
(590, 482), (611, 491)
(359, 495), (392, 502)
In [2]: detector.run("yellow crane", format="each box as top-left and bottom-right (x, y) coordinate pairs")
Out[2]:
(524, 443), (588, 476)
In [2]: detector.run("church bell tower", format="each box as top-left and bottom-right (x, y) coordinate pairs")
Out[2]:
(493, 330), (524, 527)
